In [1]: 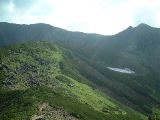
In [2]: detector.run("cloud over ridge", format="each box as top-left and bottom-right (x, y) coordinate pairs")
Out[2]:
(0, 0), (159, 35)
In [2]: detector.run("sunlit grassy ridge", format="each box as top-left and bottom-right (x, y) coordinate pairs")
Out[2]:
(0, 42), (62, 89)
(0, 41), (148, 120)
(58, 75), (120, 112)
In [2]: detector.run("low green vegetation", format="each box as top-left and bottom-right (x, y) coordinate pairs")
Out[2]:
(0, 41), (151, 120)
(57, 75), (122, 113)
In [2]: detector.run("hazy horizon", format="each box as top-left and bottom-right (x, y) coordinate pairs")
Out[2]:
(0, 22), (155, 36)
(0, 0), (159, 35)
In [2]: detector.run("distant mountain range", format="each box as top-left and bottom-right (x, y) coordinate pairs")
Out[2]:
(0, 22), (160, 120)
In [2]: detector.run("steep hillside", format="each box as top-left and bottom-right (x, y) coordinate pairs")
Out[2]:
(0, 42), (146, 120)
(0, 22), (160, 73)
(82, 24), (160, 74)
(0, 22), (160, 119)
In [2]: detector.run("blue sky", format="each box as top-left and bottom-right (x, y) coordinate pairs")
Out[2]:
(0, 0), (160, 35)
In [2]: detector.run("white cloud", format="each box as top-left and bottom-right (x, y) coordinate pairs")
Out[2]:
(1, 0), (160, 35)
(7, 0), (14, 13)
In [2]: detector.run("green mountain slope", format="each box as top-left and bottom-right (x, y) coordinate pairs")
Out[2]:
(0, 22), (160, 119)
(1, 22), (160, 74)
(0, 42), (146, 120)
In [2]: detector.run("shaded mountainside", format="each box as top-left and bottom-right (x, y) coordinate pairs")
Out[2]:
(0, 22), (160, 119)
(0, 22), (160, 73)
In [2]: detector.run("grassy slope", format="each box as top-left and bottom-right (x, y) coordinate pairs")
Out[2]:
(0, 41), (147, 120)
(66, 47), (160, 116)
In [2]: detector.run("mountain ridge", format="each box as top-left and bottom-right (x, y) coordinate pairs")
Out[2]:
(0, 22), (160, 120)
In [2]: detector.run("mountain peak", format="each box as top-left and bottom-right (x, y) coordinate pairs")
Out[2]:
(136, 23), (152, 28)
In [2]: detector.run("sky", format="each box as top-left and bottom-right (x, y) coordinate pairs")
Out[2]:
(0, 0), (160, 35)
